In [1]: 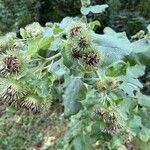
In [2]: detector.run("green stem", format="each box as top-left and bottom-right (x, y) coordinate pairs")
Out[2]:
(96, 70), (102, 79)
(46, 52), (61, 62)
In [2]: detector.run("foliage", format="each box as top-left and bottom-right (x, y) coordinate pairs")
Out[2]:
(0, 0), (40, 33)
(0, 0), (150, 149)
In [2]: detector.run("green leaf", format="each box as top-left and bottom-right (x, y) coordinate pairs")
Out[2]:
(72, 134), (93, 150)
(27, 36), (42, 58)
(118, 98), (137, 120)
(53, 25), (63, 35)
(38, 36), (54, 50)
(106, 61), (128, 77)
(80, 4), (108, 15)
(63, 78), (87, 117)
(134, 138), (150, 150)
(137, 93), (150, 107)
(93, 27), (132, 66)
(88, 20), (101, 30)
(27, 35), (54, 58)
(49, 38), (62, 51)
(139, 108), (150, 128)
(139, 127), (150, 142)
(127, 116), (142, 135)
(51, 58), (68, 79)
(117, 65), (145, 96)
(127, 36), (150, 65)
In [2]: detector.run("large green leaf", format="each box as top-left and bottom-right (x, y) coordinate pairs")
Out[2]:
(127, 36), (150, 65)
(80, 4), (108, 15)
(63, 78), (87, 117)
(137, 93), (150, 107)
(93, 27), (132, 66)
(127, 116), (142, 135)
(72, 134), (93, 150)
(105, 61), (128, 77)
(27, 35), (54, 58)
(139, 108), (150, 128)
(117, 65), (145, 96)
(139, 127), (150, 142)
(51, 58), (69, 79)
(118, 98), (137, 120)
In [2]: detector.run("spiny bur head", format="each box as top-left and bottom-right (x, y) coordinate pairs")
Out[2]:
(70, 26), (82, 38)
(95, 77), (119, 93)
(0, 50), (28, 76)
(25, 22), (43, 38)
(68, 21), (87, 38)
(84, 51), (100, 66)
(0, 78), (27, 107)
(21, 22), (43, 39)
(103, 124), (122, 134)
(80, 49), (102, 72)
(108, 112), (118, 123)
(95, 108), (105, 119)
(11, 40), (24, 50)
(0, 39), (8, 52)
(78, 36), (89, 48)
(5, 32), (16, 41)
(4, 56), (18, 73)
(71, 46), (82, 59)
(1, 86), (18, 107)
(21, 95), (50, 114)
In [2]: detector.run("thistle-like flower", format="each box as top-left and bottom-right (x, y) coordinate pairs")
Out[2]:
(95, 108), (105, 119)
(11, 40), (25, 50)
(67, 21), (87, 38)
(83, 51), (99, 66)
(103, 124), (122, 134)
(0, 78), (27, 107)
(95, 77), (119, 93)
(0, 50), (28, 76)
(78, 36), (88, 48)
(108, 112), (118, 123)
(21, 95), (50, 114)
(71, 46), (82, 59)
(20, 22), (43, 38)
(80, 48), (102, 72)
(4, 56), (18, 73)
(0, 39), (7, 52)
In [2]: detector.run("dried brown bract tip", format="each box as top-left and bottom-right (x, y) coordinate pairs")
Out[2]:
(4, 55), (18, 73)
(95, 108), (105, 119)
(78, 36), (88, 48)
(109, 112), (117, 123)
(1, 86), (17, 107)
(83, 51), (100, 66)
(22, 101), (40, 114)
(72, 47), (82, 59)
(103, 124), (122, 134)
(70, 26), (82, 38)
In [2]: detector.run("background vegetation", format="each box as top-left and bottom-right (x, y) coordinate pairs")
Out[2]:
(0, 0), (150, 35)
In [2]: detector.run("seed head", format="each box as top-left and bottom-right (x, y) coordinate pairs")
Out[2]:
(108, 112), (117, 123)
(21, 95), (49, 114)
(71, 47), (82, 59)
(4, 56), (18, 73)
(84, 51), (99, 66)
(1, 86), (18, 107)
(70, 26), (82, 38)
(103, 124), (122, 134)
(95, 108), (105, 119)
(78, 36), (88, 48)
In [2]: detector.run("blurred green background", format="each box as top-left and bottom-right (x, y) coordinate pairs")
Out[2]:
(0, 0), (150, 36)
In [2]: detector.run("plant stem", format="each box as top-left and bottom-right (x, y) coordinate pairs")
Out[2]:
(46, 52), (61, 62)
